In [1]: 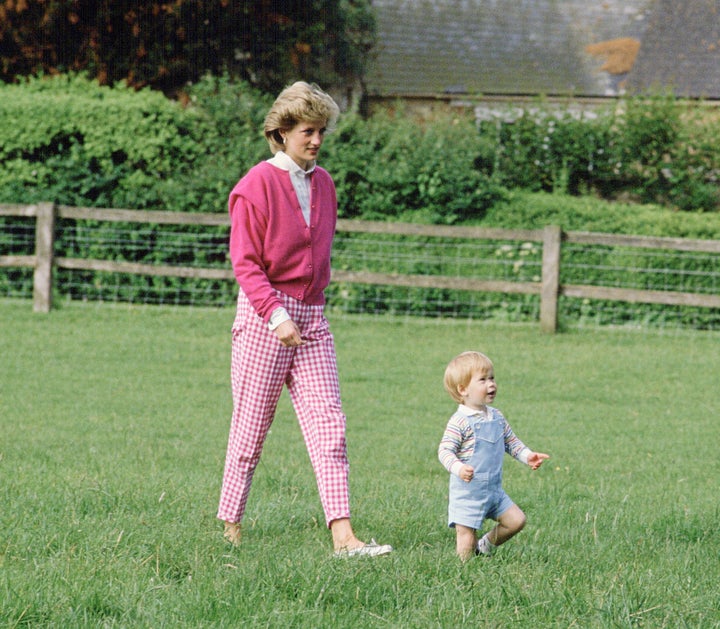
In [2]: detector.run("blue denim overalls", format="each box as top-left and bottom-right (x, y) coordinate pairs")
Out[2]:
(448, 407), (514, 529)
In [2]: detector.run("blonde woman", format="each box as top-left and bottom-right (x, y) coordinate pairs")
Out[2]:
(218, 82), (391, 558)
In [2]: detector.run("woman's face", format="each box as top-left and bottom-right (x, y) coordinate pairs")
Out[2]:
(281, 119), (327, 170)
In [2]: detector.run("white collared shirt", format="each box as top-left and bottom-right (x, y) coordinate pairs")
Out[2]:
(267, 150), (315, 226)
(457, 403), (491, 420)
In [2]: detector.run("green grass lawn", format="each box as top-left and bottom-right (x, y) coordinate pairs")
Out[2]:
(1, 299), (718, 628)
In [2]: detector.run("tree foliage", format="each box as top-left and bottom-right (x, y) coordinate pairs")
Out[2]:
(0, 0), (376, 95)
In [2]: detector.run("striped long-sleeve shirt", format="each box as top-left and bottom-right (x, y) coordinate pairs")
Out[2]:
(438, 405), (530, 478)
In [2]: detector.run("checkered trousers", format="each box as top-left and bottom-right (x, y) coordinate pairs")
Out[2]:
(217, 289), (351, 527)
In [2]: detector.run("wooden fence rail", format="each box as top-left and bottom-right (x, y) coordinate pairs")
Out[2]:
(2, 202), (719, 332)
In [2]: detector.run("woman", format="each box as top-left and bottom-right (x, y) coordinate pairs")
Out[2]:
(217, 81), (392, 557)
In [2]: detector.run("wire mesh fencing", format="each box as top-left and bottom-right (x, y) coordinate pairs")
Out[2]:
(1, 204), (718, 332)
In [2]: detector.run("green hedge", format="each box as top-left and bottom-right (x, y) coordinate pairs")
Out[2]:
(0, 74), (270, 213)
(3, 74), (720, 221)
(484, 94), (720, 212)
(1, 74), (198, 209)
(483, 190), (720, 240)
(321, 108), (508, 222)
(1, 75), (719, 329)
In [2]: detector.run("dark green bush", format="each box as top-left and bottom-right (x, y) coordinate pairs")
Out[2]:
(322, 108), (508, 223)
(2, 76), (719, 330)
(177, 74), (272, 213)
(484, 94), (720, 212)
(0, 74), (199, 209)
(3, 76), (719, 217)
(0, 73), (272, 213)
(482, 190), (720, 239)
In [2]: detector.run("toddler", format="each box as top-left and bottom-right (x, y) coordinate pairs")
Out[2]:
(438, 351), (549, 560)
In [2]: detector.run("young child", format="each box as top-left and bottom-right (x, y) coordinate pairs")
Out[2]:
(438, 351), (549, 560)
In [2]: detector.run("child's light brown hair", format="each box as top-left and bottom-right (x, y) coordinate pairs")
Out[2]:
(443, 351), (494, 404)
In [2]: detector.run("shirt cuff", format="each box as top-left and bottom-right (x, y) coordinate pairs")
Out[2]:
(267, 307), (291, 330)
(518, 448), (531, 465)
(450, 461), (465, 477)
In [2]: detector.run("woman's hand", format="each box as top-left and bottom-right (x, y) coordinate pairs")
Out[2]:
(274, 319), (306, 347)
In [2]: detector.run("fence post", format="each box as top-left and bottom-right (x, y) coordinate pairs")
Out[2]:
(33, 202), (56, 313)
(540, 224), (562, 333)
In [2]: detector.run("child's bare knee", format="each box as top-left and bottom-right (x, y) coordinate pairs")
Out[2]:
(503, 507), (526, 533)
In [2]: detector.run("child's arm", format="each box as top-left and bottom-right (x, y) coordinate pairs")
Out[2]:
(502, 416), (549, 469)
(526, 451), (550, 470)
(438, 414), (474, 480)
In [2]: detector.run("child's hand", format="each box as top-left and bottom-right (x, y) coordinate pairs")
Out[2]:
(458, 464), (474, 482)
(527, 452), (550, 470)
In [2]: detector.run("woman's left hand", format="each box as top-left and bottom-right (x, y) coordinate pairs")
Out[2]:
(275, 319), (306, 347)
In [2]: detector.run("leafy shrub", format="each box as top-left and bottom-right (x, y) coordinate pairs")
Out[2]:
(0, 74), (201, 209)
(0, 73), (277, 214)
(0, 73), (270, 302)
(482, 190), (720, 239)
(3, 76), (719, 219)
(322, 108), (508, 223)
(483, 94), (720, 212)
(2, 75), (720, 330)
(178, 73), (272, 213)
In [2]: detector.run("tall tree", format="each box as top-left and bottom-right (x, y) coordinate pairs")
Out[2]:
(0, 0), (376, 95)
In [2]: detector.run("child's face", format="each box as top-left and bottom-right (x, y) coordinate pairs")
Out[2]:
(457, 368), (497, 410)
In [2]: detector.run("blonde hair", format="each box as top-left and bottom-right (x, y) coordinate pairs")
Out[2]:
(443, 351), (494, 403)
(264, 81), (340, 154)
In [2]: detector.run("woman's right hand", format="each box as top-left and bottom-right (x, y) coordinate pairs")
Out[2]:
(274, 319), (306, 347)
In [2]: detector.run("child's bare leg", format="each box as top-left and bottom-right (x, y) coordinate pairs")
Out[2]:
(455, 524), (477, 560)
(486, 505), (526, 546)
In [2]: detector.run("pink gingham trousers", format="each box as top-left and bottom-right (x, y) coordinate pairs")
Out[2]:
(217, 289), (351, 527)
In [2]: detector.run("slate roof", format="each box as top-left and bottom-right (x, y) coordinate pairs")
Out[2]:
(365, 0), (720, 99)
(627, 0), (720, 98)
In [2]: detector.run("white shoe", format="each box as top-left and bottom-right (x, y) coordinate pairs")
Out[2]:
(334, 539), (393, 558)
(476, 536), (494, 556)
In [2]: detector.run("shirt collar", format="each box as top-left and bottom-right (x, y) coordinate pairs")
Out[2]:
(267, 150), (316, 175)
(457, 404), (489, 418)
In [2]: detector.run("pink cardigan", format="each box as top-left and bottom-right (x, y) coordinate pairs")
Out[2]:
(228, 161), (337, 322)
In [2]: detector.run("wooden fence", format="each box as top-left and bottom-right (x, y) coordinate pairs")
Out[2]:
(1, 202), (719, 333)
